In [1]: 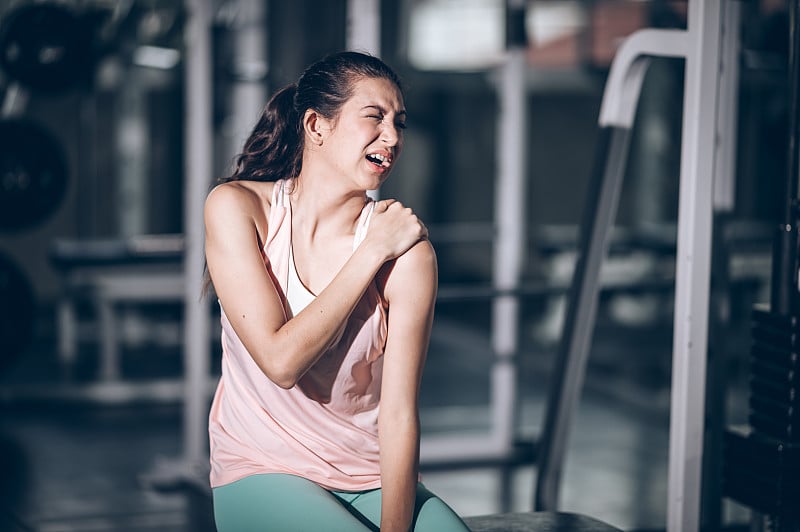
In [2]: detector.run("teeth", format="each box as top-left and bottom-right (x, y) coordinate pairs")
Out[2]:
(367, 153), (390, 166)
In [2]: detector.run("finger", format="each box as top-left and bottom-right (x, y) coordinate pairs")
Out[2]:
(374, 199), (395, 212)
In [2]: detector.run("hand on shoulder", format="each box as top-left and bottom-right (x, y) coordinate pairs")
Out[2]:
(364, 199), (429, 263)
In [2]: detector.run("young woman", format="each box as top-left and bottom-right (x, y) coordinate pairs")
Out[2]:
(204, 51), (470, 532)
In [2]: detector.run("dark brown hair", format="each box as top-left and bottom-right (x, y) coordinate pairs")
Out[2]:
(221, 50), (403, 184)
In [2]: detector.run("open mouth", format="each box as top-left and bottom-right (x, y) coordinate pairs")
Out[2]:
(366, 153), (392, 168)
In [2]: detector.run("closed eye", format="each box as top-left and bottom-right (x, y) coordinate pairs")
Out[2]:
(365, 114), (406, 130)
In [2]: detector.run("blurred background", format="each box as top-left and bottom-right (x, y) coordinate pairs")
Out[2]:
(0, 0), (794, 530)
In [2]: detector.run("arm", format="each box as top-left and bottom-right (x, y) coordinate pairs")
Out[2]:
(205, 184), (426, 388)
(378, 240), (438, 532)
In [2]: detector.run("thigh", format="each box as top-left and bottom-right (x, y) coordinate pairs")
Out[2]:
(213, 474), (375, 532)
(412, 484), (472, 532)
(339, 483), (471, 532)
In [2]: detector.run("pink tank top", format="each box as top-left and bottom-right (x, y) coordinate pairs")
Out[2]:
(208, 179), (388, 490)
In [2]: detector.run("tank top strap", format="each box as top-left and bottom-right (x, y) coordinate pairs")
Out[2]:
(353, 199), (376, 251)
(264, 179), (292, 304)
(271, 178), (289, 209)
(266, 178), (292, 238)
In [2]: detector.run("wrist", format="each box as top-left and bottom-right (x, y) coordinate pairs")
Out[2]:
(354, 240), (390, 269)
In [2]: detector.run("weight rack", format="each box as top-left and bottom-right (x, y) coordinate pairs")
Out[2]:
(723, 306), (800, 531)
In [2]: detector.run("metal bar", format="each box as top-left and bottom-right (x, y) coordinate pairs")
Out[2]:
(712, 1), (742, 212)
(347, 0), (381, 202)
(98, 298), (119, 381)
(705, 3), (743, 528)
(421, 434), (515, 465)
(772, 0), (800, 316)
(490, 0), (528, 462)
(534, 22), (692, 513)
(534, 125), (634, 511)
(347, 0), (381, 55)
(182, 0), (213, 468)
(224, 0), (269, 169)
(667, 1), (723, 531)
(598, 29), (687, 129)
(785, 0), (800, 227)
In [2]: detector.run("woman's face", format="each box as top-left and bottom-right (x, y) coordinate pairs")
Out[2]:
(319, 76), (406, 190)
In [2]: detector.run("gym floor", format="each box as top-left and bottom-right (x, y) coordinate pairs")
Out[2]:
(0, 294), (755, 532)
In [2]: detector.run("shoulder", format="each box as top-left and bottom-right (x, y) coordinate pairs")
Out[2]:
(395, 239), (437, 272)
(205, 180), (276, 225)
(205, 180), (275, 214)
(204, 180), (276, 238)
(383, 239), (437, 302)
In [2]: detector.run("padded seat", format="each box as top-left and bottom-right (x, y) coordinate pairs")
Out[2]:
(463, 511), (623, 532)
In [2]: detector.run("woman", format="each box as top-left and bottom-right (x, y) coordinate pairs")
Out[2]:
(204, 51), (470, 532)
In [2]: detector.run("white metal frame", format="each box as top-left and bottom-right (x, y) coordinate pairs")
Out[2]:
(590, 2), (729, 530)
(420, 0), (528, 467)
(177, 0), (213, 482)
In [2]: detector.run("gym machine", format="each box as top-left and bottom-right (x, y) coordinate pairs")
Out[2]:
(721, 1), (800, 531)
(0, 3), (81, 378)
(530, 1), (739, 531)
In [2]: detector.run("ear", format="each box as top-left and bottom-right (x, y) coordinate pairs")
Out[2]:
(303, 109), (329, 146)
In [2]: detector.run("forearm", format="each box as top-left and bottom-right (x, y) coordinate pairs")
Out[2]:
(253, 244), (386, 387)
(379, 415), (420, 532)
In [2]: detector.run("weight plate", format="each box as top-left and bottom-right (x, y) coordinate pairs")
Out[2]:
(0, 119), (68, 232)
(0, 3), (91, 92)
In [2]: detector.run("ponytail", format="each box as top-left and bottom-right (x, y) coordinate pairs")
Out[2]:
(222, 84), (303, 183)
(220, 52), (403, 185)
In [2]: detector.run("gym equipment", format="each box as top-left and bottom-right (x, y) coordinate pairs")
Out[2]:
(722, 315), (800, 529)
(723, 309), (800, 525)
(749, 308), (800, 442)
(0, 2), (92, 93)
(463, 511), (625, 532)
(0, 119), (68, 232)
(721, 1), (800, 531)
(0, 252), (35, 375)
(724, 427), (799, 526)
(50, 235), (185, 380)
(534, 2), (737, 531)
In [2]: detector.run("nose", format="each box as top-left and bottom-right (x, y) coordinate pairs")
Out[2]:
(380, 121), (400, 147)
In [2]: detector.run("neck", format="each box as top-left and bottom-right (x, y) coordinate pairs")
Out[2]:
(289, 172), (368, 240)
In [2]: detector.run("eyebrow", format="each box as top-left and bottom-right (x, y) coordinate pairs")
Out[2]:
(361, 105), (407, 118)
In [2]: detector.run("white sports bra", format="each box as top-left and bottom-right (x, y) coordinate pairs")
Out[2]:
(281, 179), (376, 317)
(287, 246), (316, 316)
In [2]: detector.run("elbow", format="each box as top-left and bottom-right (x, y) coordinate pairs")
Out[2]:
(252, 338), (319, 389)
(257, 358), (300, 389)
(270, 373), (298, 390)
(269, 367), (300, 389)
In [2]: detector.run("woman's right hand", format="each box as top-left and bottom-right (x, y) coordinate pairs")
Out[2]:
(364, 199), (428, 262)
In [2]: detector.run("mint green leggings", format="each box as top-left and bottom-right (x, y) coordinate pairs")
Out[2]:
(212, 473), (471, 531)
